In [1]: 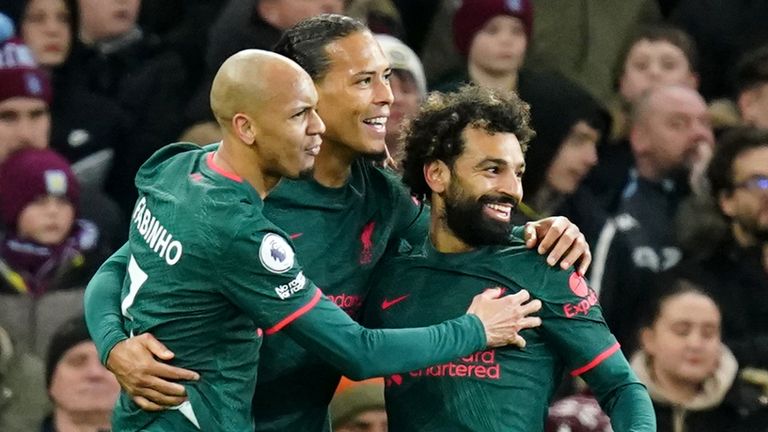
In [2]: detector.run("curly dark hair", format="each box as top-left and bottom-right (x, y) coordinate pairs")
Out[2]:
(273, 14), (367, 81)
(708, 126), (768, 200)
(401, 85), (534, 201)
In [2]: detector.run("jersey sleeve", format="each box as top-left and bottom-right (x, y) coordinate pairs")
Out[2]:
(536, 268), (655, 431)
(387, 171), (429, 247)
(218, 228), (487, 380)
(84, 242), (130, 364)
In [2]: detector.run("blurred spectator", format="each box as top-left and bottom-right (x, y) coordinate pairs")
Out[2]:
(0, 35), (51, 162)
(330, 379), (387, 432)
(185, 0), (344, 124)
(373, 33), (425, 161)
(0, 324), (49, 432)
(0, 148), (111, 297)
(631, 275), (766, 431)
(346, 0), (404, 38)
(526, 0), (662, 106)
(69, 0), (190, 216)
(42, 315), (119, 432)
(591, 85), (714, 353)
(735, 45), (768, 130)
(674, 127), (768, 369)
(512, 76), (610, 244)
(671, 0), (768, 101)
(13, 0), (130, 192)
(584, 25), (700, 216)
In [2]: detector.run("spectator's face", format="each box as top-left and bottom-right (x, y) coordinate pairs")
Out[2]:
(385, 70), (421, 157)
(316, 31), (393, 158)
(438, 127), (524, 247)
(336, 409), (388, 432)
(251, 69), (325, 179)
(77, 0), (140, 44)
(0, 97), (50, 162)
(468, 15), (527, 77)
(545, 121), (600, 195)
(619, 40), (697, 103)
(17, 195), (75, 245)
(738, 83), (768, 129)
(719, 146), (768, 244)
(265, 0), (344, 30)
(21, 0), (72, 67)
(641, 292), (721, 387)
(48, 341), (120, 413)
(631, 87), (713, 178)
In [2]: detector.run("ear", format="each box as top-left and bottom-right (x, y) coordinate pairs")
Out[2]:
(718, 189), (737, 218)
(738, 90), (755, 120)
(639, 327), (656, 355)
(424, 160), (450, 194)
(232, 113), (256, 145)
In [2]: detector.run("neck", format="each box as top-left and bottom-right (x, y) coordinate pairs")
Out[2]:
(652, 363), (702, 405)
(214, 139), (279, 198)
(468, 64), (518, 91)
(634, 157), (664, 182)
(429, 200), (474, 253)
(311, 138), (356, 188)
(53, 409), (111, 432)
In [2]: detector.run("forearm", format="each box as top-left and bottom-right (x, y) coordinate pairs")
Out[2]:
(584, 355), (655, 431)
(602, 382), (656, 431)
(285, 299), (486, 380)
(84, 242), (131, 364)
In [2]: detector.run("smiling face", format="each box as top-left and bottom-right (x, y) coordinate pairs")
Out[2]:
(439, 126), (525, 247)
(314, 30), (393, 158)
(252, 70), (325, 179)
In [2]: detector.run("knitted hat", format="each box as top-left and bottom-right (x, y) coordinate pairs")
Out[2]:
(0, 148), (80, 229)
(330, 380), (386, 428)
(0, 36), (52, 104)
(453, 0), (533, 57)
(45, 315), (91, 388)
(374, 34), (427, 96)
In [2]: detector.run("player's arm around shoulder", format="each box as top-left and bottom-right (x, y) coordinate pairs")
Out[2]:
(526, 261), (655, 431)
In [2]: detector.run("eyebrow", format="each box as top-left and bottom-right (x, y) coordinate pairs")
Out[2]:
(353, 67), (392, 77)
(475, 158), (525, 170)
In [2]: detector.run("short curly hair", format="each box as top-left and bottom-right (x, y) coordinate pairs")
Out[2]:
(708, 126), (768, 200)
(401, 85), (534, 201)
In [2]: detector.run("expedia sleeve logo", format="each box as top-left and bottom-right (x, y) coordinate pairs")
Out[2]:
(563, 273), (599, 318)
(259, 233), (294, 274)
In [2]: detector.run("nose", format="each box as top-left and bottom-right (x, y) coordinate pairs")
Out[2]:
(498, 171), (524, 202)
(374, 75), (394, 106)
(308, 109), (326, 136)
(584, 143), (598, 168)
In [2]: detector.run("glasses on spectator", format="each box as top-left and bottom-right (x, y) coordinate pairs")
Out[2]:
(733, 175), (768, 194)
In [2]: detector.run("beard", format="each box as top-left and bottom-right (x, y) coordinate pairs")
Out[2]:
(734, 214), (768, 244)
(361, 149), (388, 163)
(442, 179), (519, 247)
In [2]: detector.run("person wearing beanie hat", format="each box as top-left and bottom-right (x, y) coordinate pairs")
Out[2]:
(0, 148), (104, 296)
(43, 315), (119, 432)
(374, 33), (426, 161)
(453, 0), (533, 58)
(0, 35), (52, 162)
(330, 380), (387, 432)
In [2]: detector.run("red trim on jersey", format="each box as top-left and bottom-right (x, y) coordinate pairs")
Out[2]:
(570, 342), (621, 377)
(206, 152), (243, 182)
(265, 289), (322, 335)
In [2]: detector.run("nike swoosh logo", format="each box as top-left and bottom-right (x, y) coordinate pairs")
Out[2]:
(289, 233), (303, 239)
(381, 295), (410, 310)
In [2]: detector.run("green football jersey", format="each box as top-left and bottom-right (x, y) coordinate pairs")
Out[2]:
(115, 144), (326, 431)
(92, 144), (489, 431)
(363, 237), (655, 432)
(253, 159), (428, 431)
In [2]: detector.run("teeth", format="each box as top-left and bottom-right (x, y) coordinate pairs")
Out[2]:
(486, 203), (511, 214)
(363, 116), (387, 126)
